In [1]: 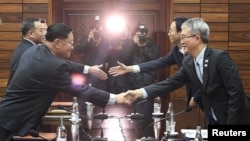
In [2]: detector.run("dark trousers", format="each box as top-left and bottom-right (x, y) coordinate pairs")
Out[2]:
(0, 126), (14, 141)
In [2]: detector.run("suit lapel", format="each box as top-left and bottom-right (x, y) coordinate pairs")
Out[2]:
(185, 57), (203, 87)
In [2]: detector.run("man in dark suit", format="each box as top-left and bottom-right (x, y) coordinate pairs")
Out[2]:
(8, 18), (108, 86)
(7, 18), (46, 85)
(0, 23), (132, 141)
(126, 17), (249, 125)
(109, 16), (203, 110)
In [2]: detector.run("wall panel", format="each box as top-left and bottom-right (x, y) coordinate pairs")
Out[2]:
(172, 0), (250, 100)
(0, 0), (49, 92)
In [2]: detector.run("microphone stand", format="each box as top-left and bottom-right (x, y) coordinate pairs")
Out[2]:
(127, 99), (148, 120)
(57, 105), (107, 141)
(94, 108), (108, 120)
(141, 107), (192, 141)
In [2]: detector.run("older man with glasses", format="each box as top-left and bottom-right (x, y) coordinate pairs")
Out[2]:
(109, 16), (204, 111)
(126, 17), (250, 126)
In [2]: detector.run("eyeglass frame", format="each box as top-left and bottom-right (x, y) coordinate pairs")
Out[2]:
(180, 34), (197, 40)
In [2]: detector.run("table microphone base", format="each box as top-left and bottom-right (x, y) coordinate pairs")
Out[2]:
(141, 136), (158, 141)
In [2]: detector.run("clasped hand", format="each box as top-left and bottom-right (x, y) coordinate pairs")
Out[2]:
(115, 89), (143, 105)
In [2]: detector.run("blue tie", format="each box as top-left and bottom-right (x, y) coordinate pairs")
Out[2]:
(196, 61), (218, 123)
(195, 61), (203, 83)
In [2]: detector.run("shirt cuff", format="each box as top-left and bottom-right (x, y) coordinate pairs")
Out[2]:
(141, 88), (148, 99)
(83, 65), (89, 74)
(133, 65), (140, 73)
(107, 93), (116, 105)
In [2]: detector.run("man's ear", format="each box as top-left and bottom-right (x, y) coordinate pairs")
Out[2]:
(27, 30), (34, 38)
(54, 39), (61, 48)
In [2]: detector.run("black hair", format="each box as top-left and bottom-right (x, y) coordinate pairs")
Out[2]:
(173, 16), (189, 32)
(45, 23), (73, 42)
(21, 18), (40, 36)
(38, 18), (46, 23)
(133, 24), (148, 35)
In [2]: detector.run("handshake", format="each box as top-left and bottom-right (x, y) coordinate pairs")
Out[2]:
(114, 89), (144, 105)
(88, 63), (145, 105)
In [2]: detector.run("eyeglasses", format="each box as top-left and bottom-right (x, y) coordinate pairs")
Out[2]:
(180, 34), (197, 40)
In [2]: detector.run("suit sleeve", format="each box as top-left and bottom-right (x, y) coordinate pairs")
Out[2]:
(144, 67), (188, 99)
(64, 59), (84, 73)
(138, 47), (177, 72)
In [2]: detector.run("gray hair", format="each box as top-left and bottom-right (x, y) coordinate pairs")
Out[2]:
(181, 17), (210, 43)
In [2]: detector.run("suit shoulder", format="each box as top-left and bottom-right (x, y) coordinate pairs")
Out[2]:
(209, 47), (226, 55)
(208, 48), (228, 56)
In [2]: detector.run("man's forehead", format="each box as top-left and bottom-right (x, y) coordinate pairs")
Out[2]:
(170, 21), (176, 28)
(180, 27), (190, 35)
(34, 21), (43, 28)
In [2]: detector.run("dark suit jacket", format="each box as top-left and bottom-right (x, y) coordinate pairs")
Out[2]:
(138, 45), (202, 108)
(144, 47), (247, 125)
(0, 45), (110, 136)
(8, 39), (35, 85)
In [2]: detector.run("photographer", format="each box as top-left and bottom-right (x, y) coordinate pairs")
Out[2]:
(127, 24), (159, 133)
(77, 16), (109, 91)
(128, 24), (159, 89)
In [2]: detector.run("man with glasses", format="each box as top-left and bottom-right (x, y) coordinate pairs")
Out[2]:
(0, 23), (133, 141)
(8, 18), (108, 86)
(109, 16), (203, 110)
(125, 17), (250, 125)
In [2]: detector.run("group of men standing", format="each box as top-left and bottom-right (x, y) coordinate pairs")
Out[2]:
(0, 15), (249, 141)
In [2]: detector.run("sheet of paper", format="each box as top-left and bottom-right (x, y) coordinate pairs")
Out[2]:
(181, 129), (208, 139)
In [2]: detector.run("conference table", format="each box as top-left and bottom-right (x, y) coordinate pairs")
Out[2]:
(14, 100), (206, 141)
(39, 104), (159, 141)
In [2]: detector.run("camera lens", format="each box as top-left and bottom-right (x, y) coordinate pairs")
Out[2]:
(138, 34), (147, 44)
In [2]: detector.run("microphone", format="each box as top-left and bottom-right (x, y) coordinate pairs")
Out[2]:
(56, 105), (108, 141)
(127, 99), (148, 120)
(141, 107), (192, 141)
(29, 130), (50, 141)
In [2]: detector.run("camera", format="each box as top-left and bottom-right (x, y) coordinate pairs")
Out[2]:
(135, 24), (148, 45)
(138, 34), (147, 44)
